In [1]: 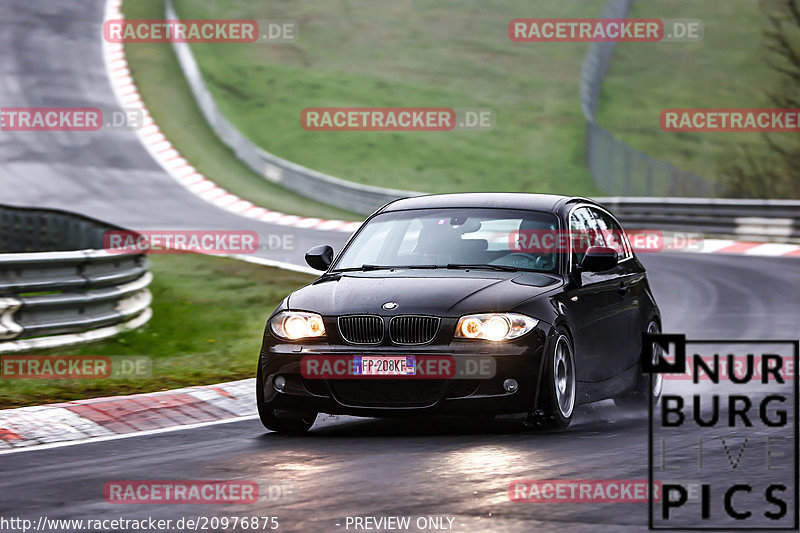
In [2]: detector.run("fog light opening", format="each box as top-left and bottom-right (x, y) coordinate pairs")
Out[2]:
(503, 378), (518, 393)
(274, 375), (286, 392)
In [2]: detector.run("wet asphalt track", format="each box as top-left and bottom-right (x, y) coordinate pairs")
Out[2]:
(1, 251), (798, 533)
(1, 1), (799, 532)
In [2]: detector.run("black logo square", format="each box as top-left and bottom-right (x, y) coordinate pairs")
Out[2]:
(643, 333), (686, 374)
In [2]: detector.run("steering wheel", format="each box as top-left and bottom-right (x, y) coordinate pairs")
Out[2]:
(493, 253), (555, 271)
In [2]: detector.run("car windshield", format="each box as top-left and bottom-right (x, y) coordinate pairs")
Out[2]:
(332, 208), (560, 273)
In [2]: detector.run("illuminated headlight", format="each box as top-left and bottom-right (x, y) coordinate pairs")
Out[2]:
(455, 313), (538, 341)
(270, 311), (326, 340)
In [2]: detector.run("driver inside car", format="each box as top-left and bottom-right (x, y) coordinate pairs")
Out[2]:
(489, 218), (558, 272)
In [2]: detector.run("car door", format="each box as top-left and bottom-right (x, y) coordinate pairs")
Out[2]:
(562, 206), (631, 382)
(591, 207), (645, 374)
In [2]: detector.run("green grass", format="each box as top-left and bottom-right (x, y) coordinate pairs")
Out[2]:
(124, 1), (782, 199)
(596, 1), (782, 184)
(169, 0), (605, 196)
(0, 254), (313, 408)
(121, 0), (359, 220)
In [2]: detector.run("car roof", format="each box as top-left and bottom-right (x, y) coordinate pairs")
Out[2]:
(378, 192), (598, 215)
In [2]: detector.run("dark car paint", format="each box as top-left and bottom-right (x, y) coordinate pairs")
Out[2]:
(258, 193), (661, 418)
(287, 270), (559, 318)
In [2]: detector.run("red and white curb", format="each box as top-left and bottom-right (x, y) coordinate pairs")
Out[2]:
(671, 239), (800, 258)
(0, 378), (257, 452)
(101, 0), (361, 234)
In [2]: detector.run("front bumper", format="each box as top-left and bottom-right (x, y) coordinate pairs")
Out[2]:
(258, 329), (550, 418)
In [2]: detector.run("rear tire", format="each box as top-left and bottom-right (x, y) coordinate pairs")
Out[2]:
(527, 329), (575, 429)
(614, 320), (663, 409)
(256, 365), (317, 434)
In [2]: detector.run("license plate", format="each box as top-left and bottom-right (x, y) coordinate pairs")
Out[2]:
(353, 356), (416, 376)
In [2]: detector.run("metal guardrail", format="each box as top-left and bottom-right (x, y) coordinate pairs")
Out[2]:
(165, 0), (420, 215)
(0, 205), (152, 353)
(596, 197), (800, 243)
(586, 122), (718, 197)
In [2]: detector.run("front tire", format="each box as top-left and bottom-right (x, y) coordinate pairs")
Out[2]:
(527, 330), (576, 429)
(256, 365), (317, 434)
(614, 320), (663, 408)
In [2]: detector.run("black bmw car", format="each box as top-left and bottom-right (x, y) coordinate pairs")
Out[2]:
(257, 193), (663, 433)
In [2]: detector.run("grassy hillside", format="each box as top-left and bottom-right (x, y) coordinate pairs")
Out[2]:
(128, 0), (778, 200)
(596, 1), (782, 186)
(172, 0), (606, 195)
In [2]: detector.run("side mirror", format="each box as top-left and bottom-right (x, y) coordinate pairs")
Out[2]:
(305, 245), (334, 271)
(579, 246), (618, 272)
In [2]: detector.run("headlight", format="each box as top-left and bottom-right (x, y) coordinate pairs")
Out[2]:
(270, 311), (326, 340)
(455, 313), (538, 341)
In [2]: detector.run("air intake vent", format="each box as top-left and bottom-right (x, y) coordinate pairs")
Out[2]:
(331, 380), (445, 407)
(338, 315), (384, 344)
(389, 316), (440, 345)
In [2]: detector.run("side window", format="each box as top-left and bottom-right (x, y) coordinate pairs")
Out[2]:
(591, 209), (632, 260)
(569, 207), (603, 267)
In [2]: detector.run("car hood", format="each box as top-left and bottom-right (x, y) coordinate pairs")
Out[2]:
(287, 270), (560, 317)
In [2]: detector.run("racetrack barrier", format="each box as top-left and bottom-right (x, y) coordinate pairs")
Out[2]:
(596, 197), (800, 243)
(0, 204), (152, 353)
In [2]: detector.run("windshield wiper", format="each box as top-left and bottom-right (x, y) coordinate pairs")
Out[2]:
(331, 264), (440, 272)
(332, 263), (527, 273)
(446, 263), (520, 272)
